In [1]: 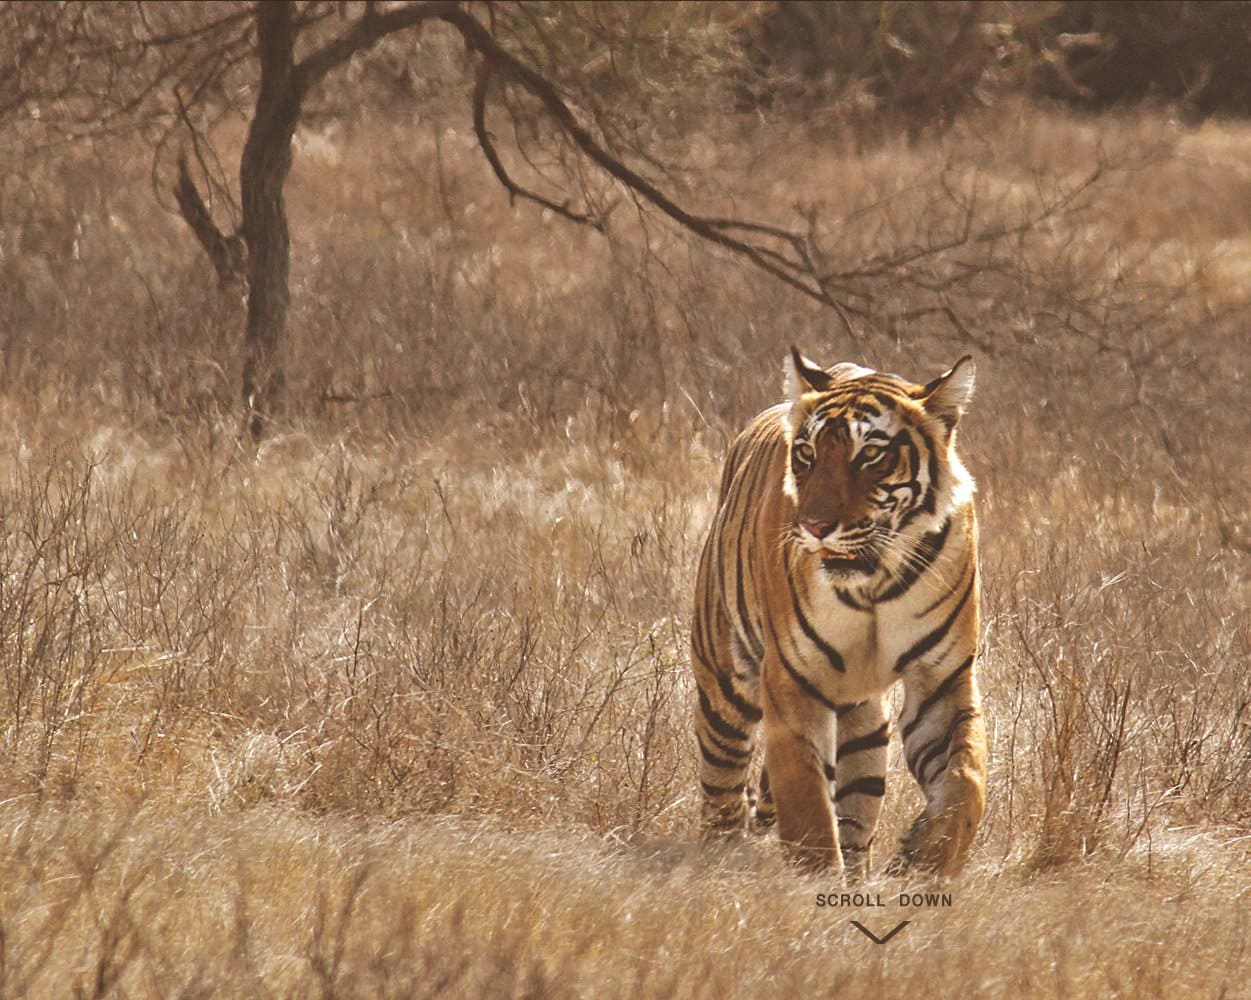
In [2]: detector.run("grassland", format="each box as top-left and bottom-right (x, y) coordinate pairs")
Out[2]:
(2, 95), (1251, 996)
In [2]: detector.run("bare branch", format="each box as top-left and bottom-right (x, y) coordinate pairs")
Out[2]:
(129, 4), (252, 48)
(294, 1), (456, 97)
(434, 6), (859, 327)
(284, 1), (860, 327)
(471, 57), (602, 229)
(173, 155), (246, 291)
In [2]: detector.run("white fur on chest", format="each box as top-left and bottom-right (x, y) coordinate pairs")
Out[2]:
(787, 529), (970, 702)
(792, 570), (893, 701)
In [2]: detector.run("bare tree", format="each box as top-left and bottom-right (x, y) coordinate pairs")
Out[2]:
(4, 1), (826, 437)
(1, 1), (1114, 440)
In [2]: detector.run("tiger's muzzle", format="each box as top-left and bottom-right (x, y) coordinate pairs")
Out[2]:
(819, 549), (880, 576)
(795, 520), (882, 577)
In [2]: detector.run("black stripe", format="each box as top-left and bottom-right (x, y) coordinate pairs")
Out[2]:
(709, 468), (749, 664)
(894, 429), (939, 532)
(914, 555), (972, 619)
(813, 394), (859, 419)
(733, 562), (762, 664)
(822, 377), (906, 398)
(834, 701), (864, 718)
(701, 720), (751, 761)
(834, 776), (886, 801)
(698, 732), (745, 770)
(691, 604), (715, 669)
(761, 610), (843, 713)
(901, 656), (975, 743)
(837, 723), (890, 762)
(905, 734), (934, 778)
(825, 419), (852, 444)
(900, 443), (930, 530)
(822, 760), (837, 782)
(786, 557), (846, 672)
(877, 519), (951, 603)
(701, 778), (745, 797)
(775, 647), (841, 713)
(912, 707), (980, 783)
(711, 524), (736, 650)
(914, 740), (948, 784)
(901, 434), (921, 489)
(834, 584), (872, 611)
(865, 389), (909, 412)
(693, 525), (726, 661)
(838, 816), (866, 830)
(714, 665), (763, 724)
(691, 629), (709, 667)
(744, 547), (762, 651)
(911, 423), (940, 517)
(893, 570), (976, 673)
(731, 449), (773, 663)
(697, 686), (749, 744)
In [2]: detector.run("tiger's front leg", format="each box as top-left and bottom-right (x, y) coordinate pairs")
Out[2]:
(761, 657), (841, 872)
(692, 648), (762, 840)
(887, 654), (987, 876)
(832, 696), (890, 880)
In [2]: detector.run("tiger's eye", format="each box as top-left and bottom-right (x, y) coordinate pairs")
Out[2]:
(793, 440), (816, 466)
(859, 444), (884, 464)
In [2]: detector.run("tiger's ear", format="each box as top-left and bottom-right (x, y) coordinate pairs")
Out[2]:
(783, 346), (833, 399)
(920, 355), (975, 431)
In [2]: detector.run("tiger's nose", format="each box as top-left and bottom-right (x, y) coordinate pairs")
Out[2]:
(800, 517), (834, 539)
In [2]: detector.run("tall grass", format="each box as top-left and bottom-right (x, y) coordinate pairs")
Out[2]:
(2, 97), (1250, 993)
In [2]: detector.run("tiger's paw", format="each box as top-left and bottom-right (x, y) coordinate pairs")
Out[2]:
(750, 798), (776, 834)
(884, 804), (977, 877)
(700, 801), (750, 843)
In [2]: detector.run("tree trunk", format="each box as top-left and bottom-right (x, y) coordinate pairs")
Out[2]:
(240, 2), (301, 442)
(173, 155), (246, 291)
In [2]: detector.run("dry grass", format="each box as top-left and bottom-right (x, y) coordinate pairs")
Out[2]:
(6, 802), (1250, 997)
(2, 96), (1251, 995)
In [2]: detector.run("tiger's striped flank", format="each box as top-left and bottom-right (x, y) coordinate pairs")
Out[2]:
(691, 348), (987, 875)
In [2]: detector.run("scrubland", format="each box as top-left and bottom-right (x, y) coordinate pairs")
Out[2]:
(3, 95), (1251, 996)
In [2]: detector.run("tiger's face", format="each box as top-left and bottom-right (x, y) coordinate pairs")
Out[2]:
(781, 348), (975, 580)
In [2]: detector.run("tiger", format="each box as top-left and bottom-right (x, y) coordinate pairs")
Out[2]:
(691, 347), (987, 876)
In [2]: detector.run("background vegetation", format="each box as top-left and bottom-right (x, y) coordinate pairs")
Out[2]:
(2, 1), (1251, 995)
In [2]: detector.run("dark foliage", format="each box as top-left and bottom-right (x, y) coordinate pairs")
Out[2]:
(737, 1), (1251, 127)
(1026, 1), (1251, 115)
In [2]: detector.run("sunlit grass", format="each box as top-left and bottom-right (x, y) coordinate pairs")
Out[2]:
(1, 98), (1250, 994)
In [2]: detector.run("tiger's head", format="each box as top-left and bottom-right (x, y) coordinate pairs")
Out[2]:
(781, 347), (975, 580)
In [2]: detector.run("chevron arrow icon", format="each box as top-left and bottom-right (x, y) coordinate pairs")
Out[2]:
(850, 920), (911, 945)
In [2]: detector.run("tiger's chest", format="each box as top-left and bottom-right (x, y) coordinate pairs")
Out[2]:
(782, 567), (936, 702)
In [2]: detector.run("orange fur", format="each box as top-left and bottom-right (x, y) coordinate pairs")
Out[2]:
(692, 351), (987, 876)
